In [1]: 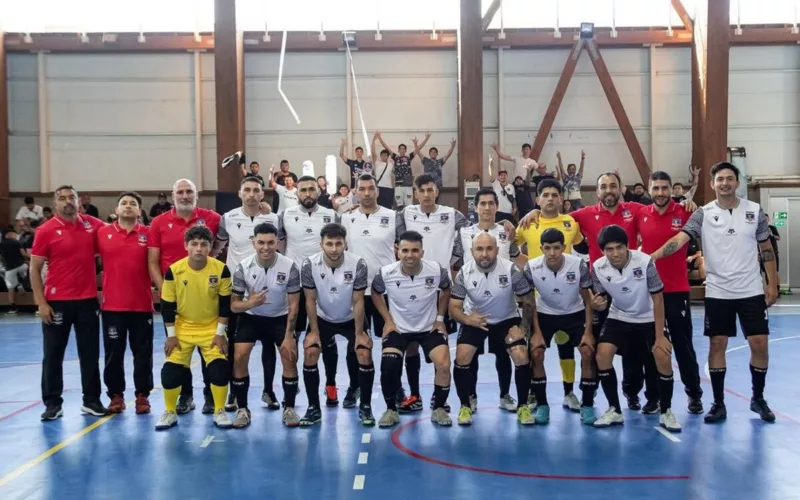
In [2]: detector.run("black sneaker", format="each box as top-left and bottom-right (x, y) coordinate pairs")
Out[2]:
(429, 394), (451, 413)
(343, 387), (359, 409)
(261, 390), (281, 410)
(395, 386), (407, 406)
(201, 395), (214, 414)
(359, 405), (376, 426)
(80, 400), (109, 417)
(687, 397), (704, 415)
(224, 393), (237, 412)
(704, 402), (727, 423)
(626, 395), (642, 411)
(750, 398), (776, 423)
(41, 404), (63, 421)
(641, 400), (660, 415)
(299, 406), (322, 427)
(176, 395), (195, 414)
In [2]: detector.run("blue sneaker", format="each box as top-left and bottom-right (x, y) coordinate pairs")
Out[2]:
(580, 406), (597, 425)
(534, 405), (550, 425)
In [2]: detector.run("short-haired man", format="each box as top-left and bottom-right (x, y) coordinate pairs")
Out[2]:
(376, 131), (425, 209)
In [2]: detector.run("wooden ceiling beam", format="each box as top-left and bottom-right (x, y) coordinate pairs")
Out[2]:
(482, 0), (503, 32)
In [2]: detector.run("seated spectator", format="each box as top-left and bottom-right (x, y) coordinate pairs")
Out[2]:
(333, 184), (356, 214)
(562, 199), (573, 214)
(623, 182), (653, 205)
(42, 206), (53, 220)
(16, 196), (43, 222)
(150, 192), (173, 217)
(0, 226), (28, 314)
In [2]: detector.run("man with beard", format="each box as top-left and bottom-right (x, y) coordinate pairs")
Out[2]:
(635, 171), (703, 414)
(277, 176), (345, 406)
(149, 178), (221, 414)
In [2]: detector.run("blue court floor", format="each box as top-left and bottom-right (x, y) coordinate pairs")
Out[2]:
(1, 305), (799, 500)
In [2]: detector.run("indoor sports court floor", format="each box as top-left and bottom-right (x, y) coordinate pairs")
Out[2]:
(1, 301), (799, 500)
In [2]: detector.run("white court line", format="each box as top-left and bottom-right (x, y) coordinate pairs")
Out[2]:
(358, 452), (369, 464)
(703, 334), (800, 378)
(199, 436), (214, 448)
(654, 426), (681, 443)
(352, 475), (365, 490)
(361, 433), (371, 444)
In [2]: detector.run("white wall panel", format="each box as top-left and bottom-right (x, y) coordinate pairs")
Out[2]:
(7, 54), (40, 192)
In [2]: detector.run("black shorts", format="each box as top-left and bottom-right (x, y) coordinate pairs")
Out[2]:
(365, 295), (387, 338)
(296, 289), (308, 333)
(537, 311), (585, 348)
(704, 295), (769, 338)
(235, 313), (291, 347)
(382, 330), (449, 362)
(598, 319), (658, 356)
(458, 317), (521, 354)
(317, 317), (357, 348)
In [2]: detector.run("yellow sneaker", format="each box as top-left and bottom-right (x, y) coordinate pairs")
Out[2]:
(457, 406), (473, 426)
(517, 405), (535, 425)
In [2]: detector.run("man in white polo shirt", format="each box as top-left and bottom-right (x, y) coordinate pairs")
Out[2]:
(651, 161), (777, 424)
(269, 165), (299, 211)
(590, 225), (679, 432)
(371, 230), (452, 428)
(450, 233), (534, 426)
(301, 223), (375, 427)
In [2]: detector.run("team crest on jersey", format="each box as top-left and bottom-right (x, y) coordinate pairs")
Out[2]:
(323, 216), (331, 224)
(138, 234), (147, 245)
(344, 271), (353, 283)
(622, 210), (632, 220)
(196, 219), (206, 226)
(671, 217), (682, 229)
(208, 275), (219, 286)
(424, 277), (435, 289)
(498, 232), (507, 241)
(82, 220), (92, 231)
(380, 217), (390, 226)
(566, 272), (576, 283)
(498, 275), (509, 288)
(276, 272), (287, 284)
(632, 267), (643, 280)
(745, 211), (755, 223)
(440, 214), (449, 223)
(563, 221), (572, 229)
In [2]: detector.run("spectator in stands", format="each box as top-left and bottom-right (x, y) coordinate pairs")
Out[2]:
(333, 184), (356, 214)
(16, 196), (44, 222)
(317, 176), (332, 209)
(241, 161), (265, 185)
(623, 182), (653, 205)
(1, 227), (28, 314)
(671, 166), (700, 203)
(512, 175), (534, 219)
(531, 163), (556, 197)
(149, 193), (172, 218)
(340, 139), (373, 188)
(414, 135), (456, 192)
(375, 131), (420, 209)
(271, 160), (298, 213)
(491, 142), (538, 184)
(80, 194), (100, 218)
(490, 169), (517, 222)
(555, 150), (585, 209)
(42, 206), (53, 221)
(562, 199), (573, 214)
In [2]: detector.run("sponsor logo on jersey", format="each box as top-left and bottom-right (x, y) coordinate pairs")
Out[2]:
(409, 294), (418, 301)
(423, 226), (431, 232)
(83, 220), (92, 231)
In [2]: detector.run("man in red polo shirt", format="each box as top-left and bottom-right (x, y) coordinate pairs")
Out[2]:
(98, 192), (155, 415)
(149, 178), (221, 414)
(636, 171), (703, 414)
(31, 185), (108, 421)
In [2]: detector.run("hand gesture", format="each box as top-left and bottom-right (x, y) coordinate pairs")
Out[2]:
(519, 209), (542, 229)
(248, 289), (268, 307)
(211, 334), (228, 355)
(467, 311), (489, 331)
(450, 137), (456, 147)
(531, 331), (546, 351)
(383, 320), (398, 337)
(556, 151), (562, 160)
(581, 149), (586, 159)
(690, 165), (700, 176)
(589, 290), (607, 311)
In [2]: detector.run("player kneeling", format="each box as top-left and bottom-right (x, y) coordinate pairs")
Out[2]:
(450, 233), (535, 426)
(156, 226), (233, 430)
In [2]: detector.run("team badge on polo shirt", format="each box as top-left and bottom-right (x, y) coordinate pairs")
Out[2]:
(622, 209), (632, 220)
(745, 211), (755, 223)
(498, 275), (509, 287)
(344, 271), (353, 283)
(380, 217), (390, 226)
(632, 267), (643, 280)
(138, 234), (147, 245)
(323, 216), (332, 223)
(209, 275), (218, 286)
(276, 272), (287, 284)
(425, 277), (435, 289)
(566, 272), (576, 283)
(563, 221), (572, 229)
(499, 232), (507, 241)
(671, 217), (682, 229)
(196, 219), (206, 226)
(440, 214), (450, 223)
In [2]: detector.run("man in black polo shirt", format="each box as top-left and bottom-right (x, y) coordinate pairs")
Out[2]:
(339, 139), (374, 188)
(1, 228), (28, 314)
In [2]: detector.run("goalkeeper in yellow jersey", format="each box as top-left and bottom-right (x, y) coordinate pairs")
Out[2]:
(155, 226), (233, 430)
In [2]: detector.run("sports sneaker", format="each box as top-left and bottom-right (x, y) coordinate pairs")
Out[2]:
(325, 385), (339, 407)
(641, 400), (660, 415)
(176, 395), (195, 415)
(283, 407), (301, 428)
(687, 397), (704, 415)
(626, 394), (641, 411)
(213, 409), (232, 429)
(300, 406), (322, 427)
(580, 406), (597, 425)
(343, 387), (359, 409)
(517, 406), (535, 425)
(155, 411), (178, 430)
(593, 408), (624, 428)
(457, 406), (473, 426)
(261, 391), (280, 410)
(41, 404), (63, 421)
(395, 387), (407, 406)
(201, 395), (214, 415)
(428, 394), (451, 413)
(534, 405), (550, 425)
(224, 393), (237, 412)
(81, 400), (109, 417)
(526, 393), (538, 410)
(750, 398), (776, 423)
(7, 308), (18, 315)
(135, 395), (151, 415)
(704, 403), (727, 423)
(108, 394), (126, 414)
(499, 394), (517, 412)
(659, 409), (682, 432)
(562, 393), (581, 413)
(378, 409), (400, 428)
(399, 395), (423, 413)
(232, 408), (251, 429)
(469, 395), (478, 413)
(431, 407), (453, 427)
(359, 405), (376, 427)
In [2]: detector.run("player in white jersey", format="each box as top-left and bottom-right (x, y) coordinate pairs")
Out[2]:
(230, 223), (303, 428)
(651, 162), (777, 423)
(215, 177), (280, 411)
(524, 228), (597, 425)
(371, 231), (453, 428)
(301, 224), (376, 426)
(278, 175), (344, 406)
(450, 233), (534, 426)
(394, 174), (468, 413)
(590, 225), (679, 432)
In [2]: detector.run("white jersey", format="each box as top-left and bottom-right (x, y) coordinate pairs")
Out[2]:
(456, 223), (520, 265)
(341, 206), (399, 296)
(492, 180), (515, 214)
(217, 208), (279, 271)
(275, 184), (299, 210)
(681, 199), (771, 299)
(301, 251), (368, 323)
(524, 254), (591, 315)
(278, 205), (340, 267)
(232, 253), (301, 318)
(451, 257), (530, 324)
(397, 204), (469, 270)
(371, 259), (451, 334)
(591, 250), (664, 324)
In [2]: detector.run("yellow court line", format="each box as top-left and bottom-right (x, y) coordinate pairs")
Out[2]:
(0, 359), (202, 488)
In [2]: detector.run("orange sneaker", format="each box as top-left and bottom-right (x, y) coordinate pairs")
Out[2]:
(108, 394), (126, 413)
(399, 394), (423, 413)
(325, 385), (339, 407)
(135, 395), (151, 415)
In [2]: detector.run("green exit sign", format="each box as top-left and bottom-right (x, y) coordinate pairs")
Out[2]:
(773, 211), (788, 219)
(776, 220), (786, 227)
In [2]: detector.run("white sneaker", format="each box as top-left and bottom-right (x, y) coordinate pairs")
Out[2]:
(659, 409), (682, 433)
(562, 393), (581, 412)
(378, 409), (400, 428)
(283, 407), (301, 428)
(232, 408), (251, 429)
(431, 407), (453, 426)
(213, 409), (232, 429)
(593, 408), (624, 428)
(499, 394), (517, 412)
(469, 394), (478, 413)
(155, 411), (178, 430)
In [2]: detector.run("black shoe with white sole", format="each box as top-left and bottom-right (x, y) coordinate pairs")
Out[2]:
(81, 400), (109, 417)
(41, 404), (63, 421)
